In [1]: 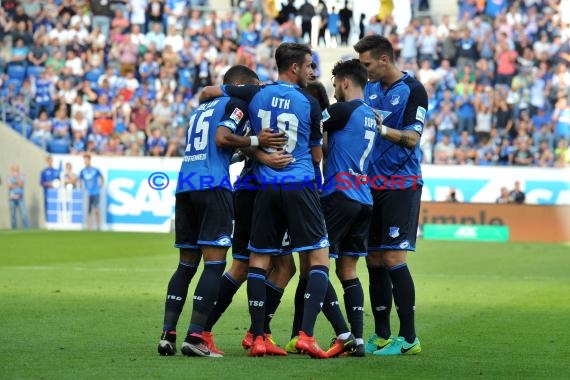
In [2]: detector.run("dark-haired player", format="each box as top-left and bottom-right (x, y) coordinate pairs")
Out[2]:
(201, 43), (339, 358)
(320, 59), (378, 357)
(157, 65), (287, 357)
(354, 35), (427, 355)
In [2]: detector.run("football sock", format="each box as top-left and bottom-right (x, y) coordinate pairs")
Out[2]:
(247, 267), (267, 338)
(368, 265), (393, 339)
(342, 278), (364, 339)
(321, 280), (349, 335)
(301, 265), (329, 337)
(203, 272), (241, 332)
(264, 281), (284, 334)
(388, 263), (416, 343)
(163, 261), (199, 332)
(188, 260), (226, 335)
(291, 277), (307, 338)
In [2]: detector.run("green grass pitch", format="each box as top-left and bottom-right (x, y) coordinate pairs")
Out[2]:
(1, 231), (569, 379)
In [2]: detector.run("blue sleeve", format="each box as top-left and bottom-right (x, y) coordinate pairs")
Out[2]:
(221, 84), (261, 104)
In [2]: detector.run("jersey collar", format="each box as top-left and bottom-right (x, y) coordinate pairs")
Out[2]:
(383, 71), (408, 93)
(276, 80), (300, 89)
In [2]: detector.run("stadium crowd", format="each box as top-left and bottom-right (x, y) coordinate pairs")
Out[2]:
(0, 0), (569, 167)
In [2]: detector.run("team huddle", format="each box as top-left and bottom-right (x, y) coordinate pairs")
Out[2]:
(157, 35), (428, 359)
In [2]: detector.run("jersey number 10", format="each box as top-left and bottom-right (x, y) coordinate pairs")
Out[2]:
(257, 109), (298, 153)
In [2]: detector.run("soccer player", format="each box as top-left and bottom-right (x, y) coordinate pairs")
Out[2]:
(78, 154), (104, 230)
(200, 43), (333, 358)
(354, 35), (428, 355)
(157, 65), (287, 357)
(286, 61), (377, 357)
(202, 61), (321, 357)
(320, 59), (378, 357)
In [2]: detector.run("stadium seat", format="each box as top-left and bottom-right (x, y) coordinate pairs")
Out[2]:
(7, 65), (26, 82)
(11, 122), (33, 138)
(86, 68), (104, 85)
(26, 66), (45, 79)
(48, 138), (71, 154)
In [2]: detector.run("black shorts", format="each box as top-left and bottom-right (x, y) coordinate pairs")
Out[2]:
(174, 188), (234, 250)
(88, 194), (100, 213)
(369, 186), (422, 251)
(249, 184), (329, 254)
(232, 189), (256, 261)
(321, 192), (372, 258)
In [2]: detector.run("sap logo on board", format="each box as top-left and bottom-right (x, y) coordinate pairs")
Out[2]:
(106, 170), (178, 225)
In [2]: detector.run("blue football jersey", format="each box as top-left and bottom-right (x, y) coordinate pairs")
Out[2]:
(222, 81), (322, 184)
(364, 73), (428, 190)
(79, 167), (103, 196)
(320, 99), (378, 205)
(177, 96), (249, 193)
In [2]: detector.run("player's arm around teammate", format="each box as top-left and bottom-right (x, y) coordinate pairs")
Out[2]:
(354, 35), (428, 356)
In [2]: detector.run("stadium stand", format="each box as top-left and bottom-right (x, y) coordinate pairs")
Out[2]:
(0, 0), (568, 167)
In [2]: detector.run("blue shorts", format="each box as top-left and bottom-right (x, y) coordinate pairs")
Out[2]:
(88, 195), (100, 213)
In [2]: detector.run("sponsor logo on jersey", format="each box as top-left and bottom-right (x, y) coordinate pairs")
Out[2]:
(416, 106), (426, 123)
(399, 240), (410, 249)
(230, 108), (244, 124)
(369, 94), (378, 100)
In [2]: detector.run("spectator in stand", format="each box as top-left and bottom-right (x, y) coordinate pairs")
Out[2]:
(434, 102), (458, 138)
(151, 97), (174, 130)
(493, 86), (514, 133)
(474, 86), (493, 141)
(30, 109), (53, 147)
(93, 93), (114, 136)
(495, 35), (517, 86)
(455, 28), (478, 71)
(434, 134), (456, 165)
(536, 140), (555, 167)
(454, 131), (477, 165)
(70, 130), (87, 154)
(552, 97), (570, 143)
(401, 24), (418, 64)
(52, 107), (71, 139)
(147, 127), (167, 156)
(299, 0), (315, 44)
(145, 21), (166, 51)
(554, 138), (570, 167)
(455, 75), (476, 135)
(509, 181), (525, 204)
(510, 140), (534, 166)
(165, 126), (187, 157)
(420, 121), (436, 164)
(101, 133), (125, 156)
(495, 187), (510, 204)
(418, 19), (437, 66)
(338, 0), (352, 46)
